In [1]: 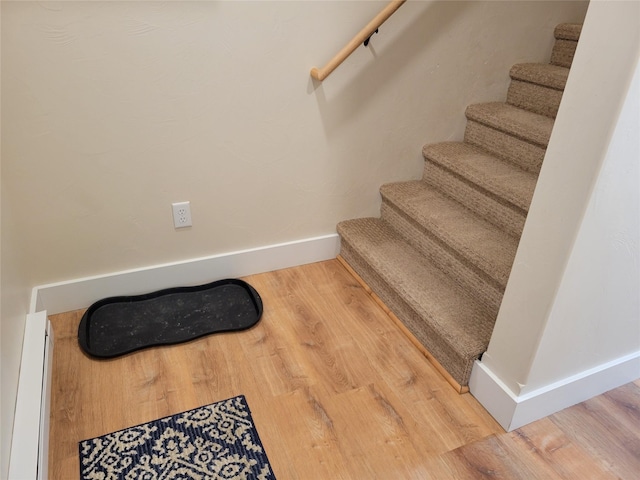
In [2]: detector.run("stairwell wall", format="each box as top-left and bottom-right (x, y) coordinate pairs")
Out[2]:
(473, 0), (640, 429)
(1, 1), (589, 475)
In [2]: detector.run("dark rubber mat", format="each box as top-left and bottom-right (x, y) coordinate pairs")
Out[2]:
(78, 279), (263, 358)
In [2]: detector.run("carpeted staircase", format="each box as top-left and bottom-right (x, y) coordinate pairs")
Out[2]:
(337, 23), (582, 388)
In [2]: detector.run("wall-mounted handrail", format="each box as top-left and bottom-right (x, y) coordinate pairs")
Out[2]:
(310, 0), (406, 82)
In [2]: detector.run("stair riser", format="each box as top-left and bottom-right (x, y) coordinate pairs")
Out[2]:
(507, 80), (563, 118)
(554, 23), (582, 42)
(464, 120), (546, 173)
(423, 161), (526, 238)
(339, 240), (476, 386)
(551, 39), (578, 68)
(381, 201), (503, 315)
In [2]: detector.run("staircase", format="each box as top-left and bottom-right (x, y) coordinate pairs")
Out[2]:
(337, 23), (582, 388)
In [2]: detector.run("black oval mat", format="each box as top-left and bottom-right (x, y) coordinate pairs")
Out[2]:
(78, 279), (263, 358)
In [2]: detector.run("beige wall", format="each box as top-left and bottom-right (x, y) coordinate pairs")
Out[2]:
(0, 201), (31, 479)
(2, 0), (588, 286)
(1, 1), (588, 475)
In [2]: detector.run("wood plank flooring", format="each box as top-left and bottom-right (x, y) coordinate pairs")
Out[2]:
(48, 260), (640, 479)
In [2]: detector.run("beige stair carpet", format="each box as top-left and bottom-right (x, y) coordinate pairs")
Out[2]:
(337, 23), (582, 387)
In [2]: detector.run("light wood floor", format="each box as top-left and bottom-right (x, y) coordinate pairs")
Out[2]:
(49, 260), (640, 479)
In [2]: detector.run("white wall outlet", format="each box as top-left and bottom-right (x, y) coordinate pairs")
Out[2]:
(172, 201), (192, 228)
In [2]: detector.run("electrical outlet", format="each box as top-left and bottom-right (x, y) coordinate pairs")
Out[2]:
(172, 201), (192, 228)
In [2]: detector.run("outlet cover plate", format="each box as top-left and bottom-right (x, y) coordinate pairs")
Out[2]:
(172, 201), (192, 228)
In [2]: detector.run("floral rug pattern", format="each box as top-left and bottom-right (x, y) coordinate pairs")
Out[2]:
(80, 395), (275, 479)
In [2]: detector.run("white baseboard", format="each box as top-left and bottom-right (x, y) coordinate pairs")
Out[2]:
(30, 233), (340, 315)
(38, 320), (54, 480)
(8, 311), (51, 480)
(469, 351), (640, 431)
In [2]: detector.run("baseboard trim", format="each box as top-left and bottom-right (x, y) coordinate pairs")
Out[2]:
(8, 311), (52, 480)
(30, 234), (340, 315)
(469, 351), (640, 431)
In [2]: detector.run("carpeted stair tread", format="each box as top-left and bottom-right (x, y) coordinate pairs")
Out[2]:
(465, 102), (554, 147)
(509, 63), (569, 91)
(337, 217), (495, 384)
(380, 199), (504, 314)
(380, 180), (518, 288)
(423, 142), (537, 212)
(554, 23), (582, 41)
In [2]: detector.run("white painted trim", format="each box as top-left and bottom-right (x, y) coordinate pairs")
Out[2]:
(31, 233), (340, 315)
(468, 360), (519, 430)
(8, 311), (49, 480)
(38, 320), (54, 480)
(30, 285), (44, 315)
(469, 351), (640, 431)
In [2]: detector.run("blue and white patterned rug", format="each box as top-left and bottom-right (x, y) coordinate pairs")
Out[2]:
(79, 395), (276, 479)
